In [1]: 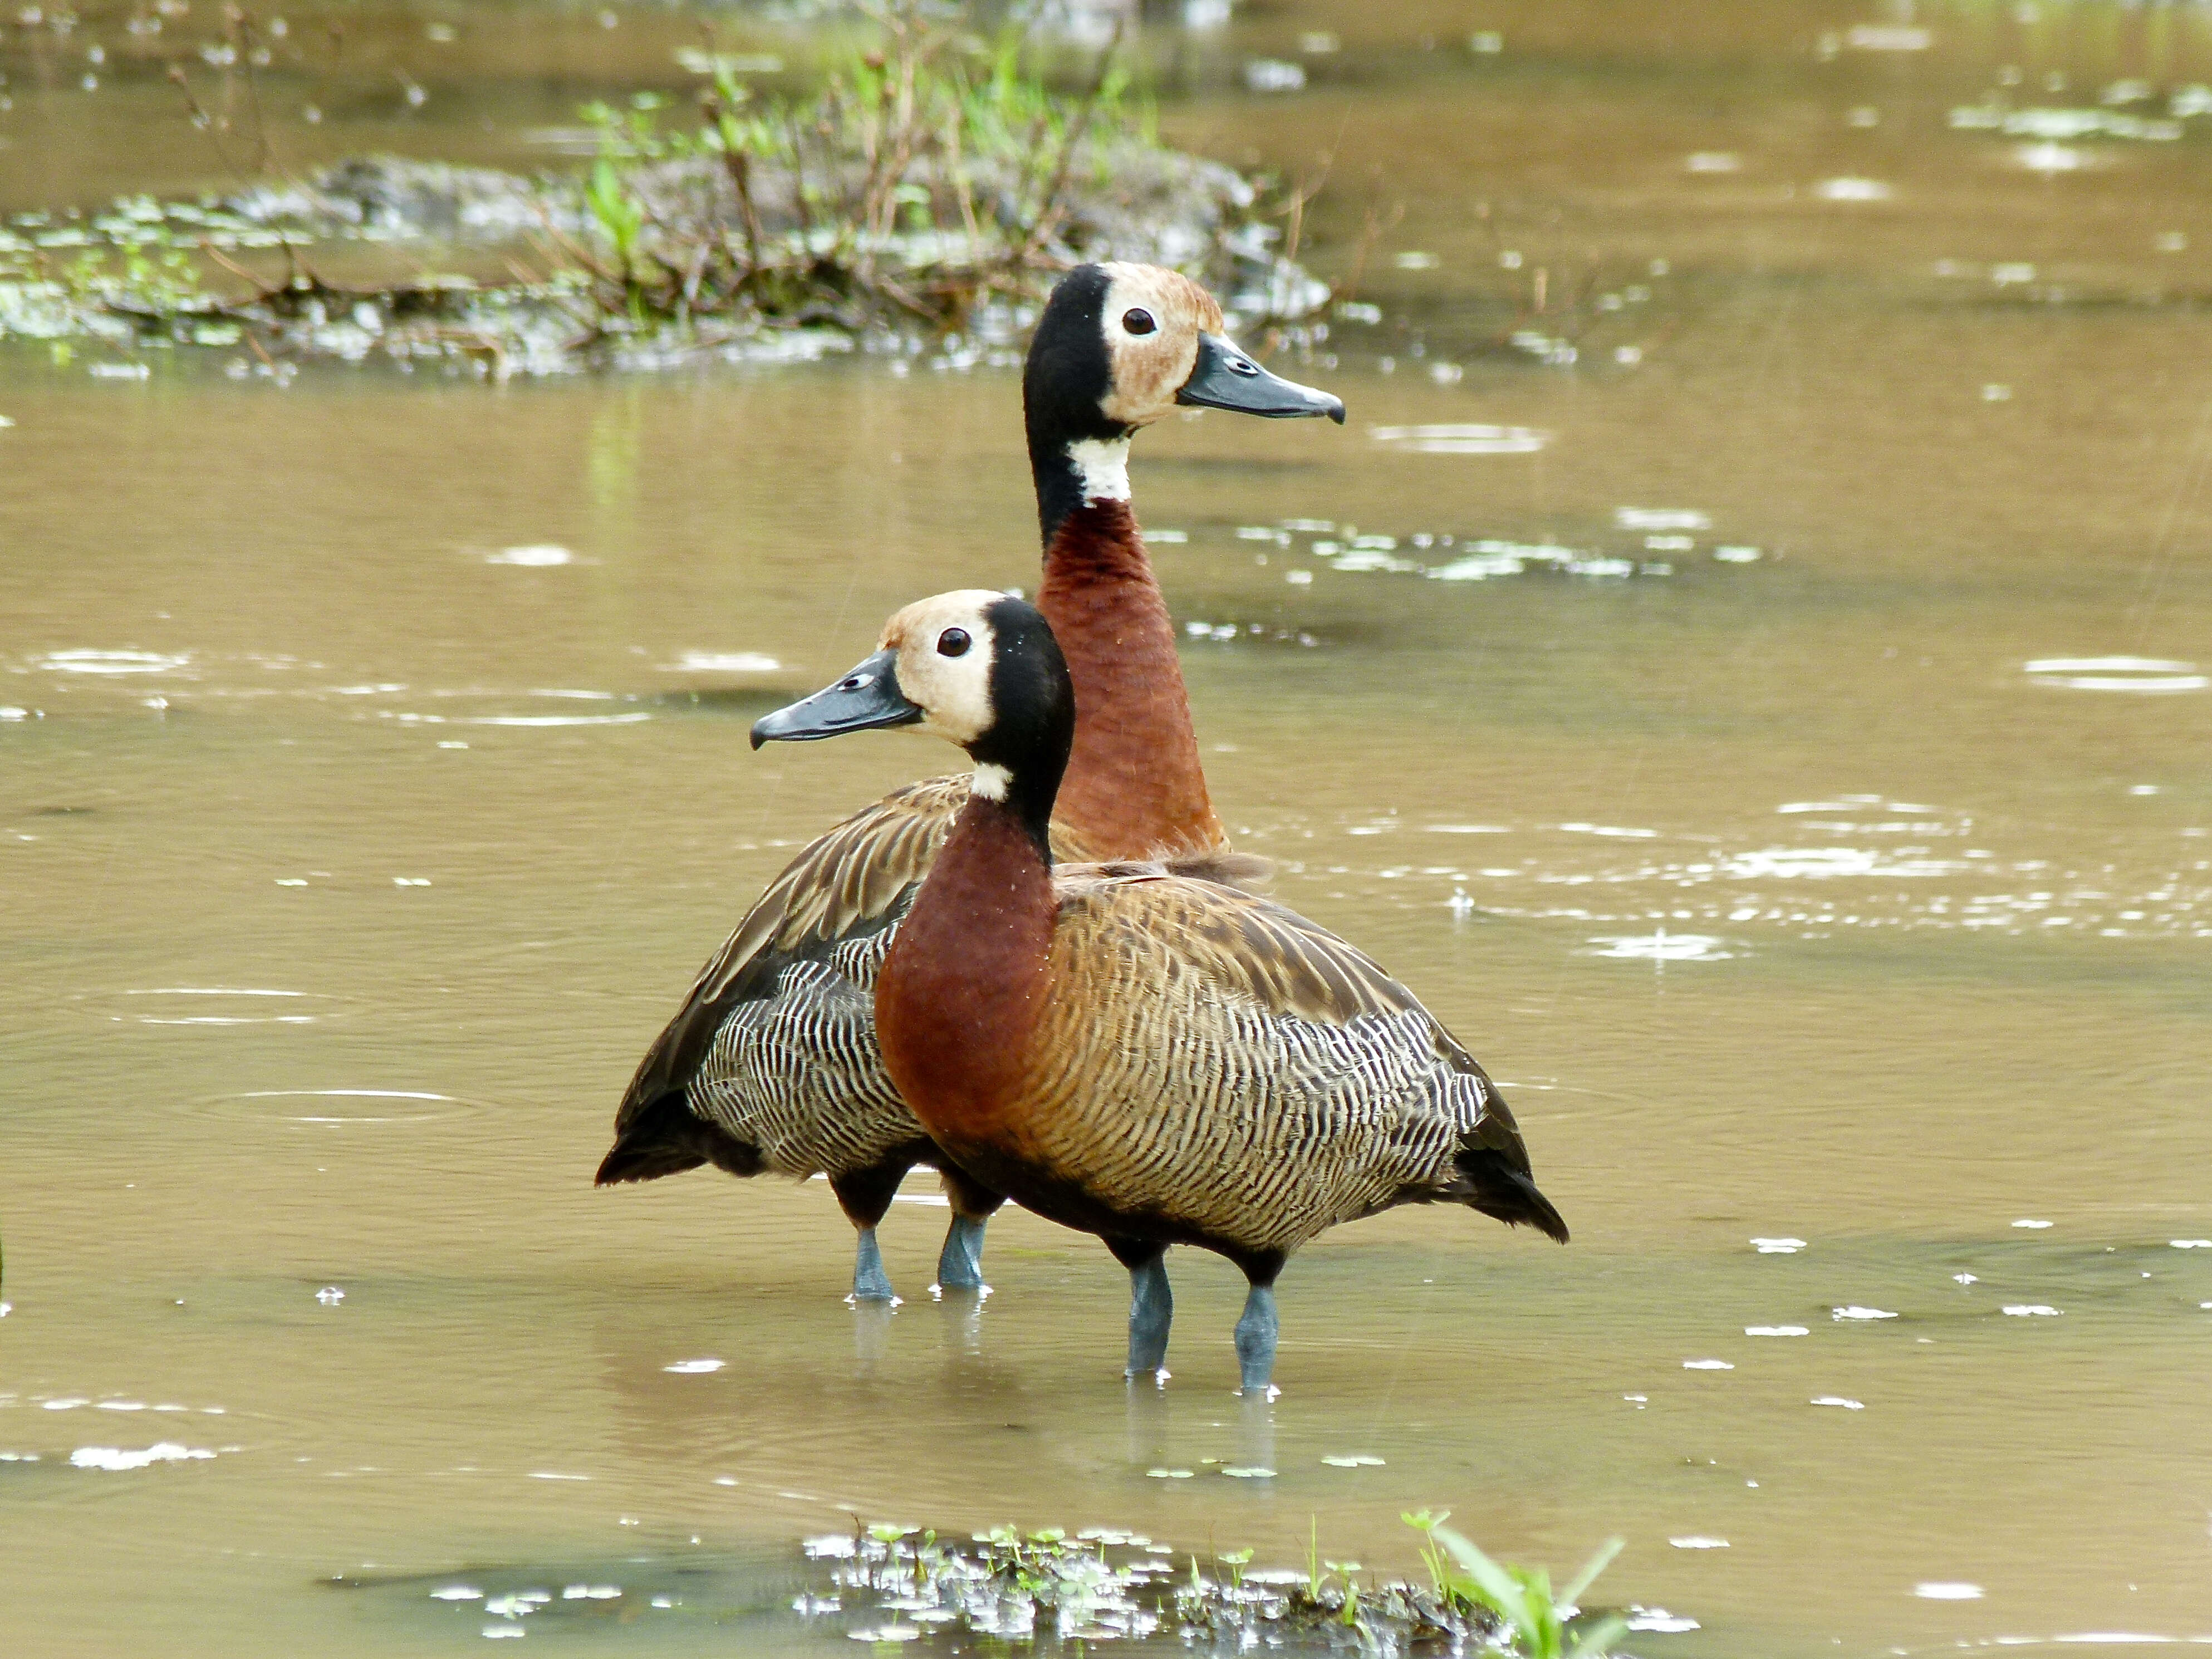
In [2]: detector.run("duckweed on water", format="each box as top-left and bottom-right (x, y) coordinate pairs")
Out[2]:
(351, 1515), (1632, 1655)
(0, 3), (1325, 375)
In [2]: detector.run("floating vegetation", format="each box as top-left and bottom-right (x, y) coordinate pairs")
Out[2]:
(1949, 102), (2186, 143)
(359, 1515), (1632, 1654)
(2024, 656), (2207, 694)
(0, 3), (1326, 375)
(1180, 512), (1757, 601)
(1370, 423), (1549, 455)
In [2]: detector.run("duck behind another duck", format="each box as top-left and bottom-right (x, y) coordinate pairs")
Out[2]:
(751, 591), (1569, 1393)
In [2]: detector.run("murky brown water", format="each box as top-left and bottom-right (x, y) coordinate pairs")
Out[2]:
(6, 2), (2212, 1655)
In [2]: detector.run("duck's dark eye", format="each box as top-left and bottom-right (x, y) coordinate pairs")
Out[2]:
(1122, 308), (1156, 336)
(936, 628), (971, 658)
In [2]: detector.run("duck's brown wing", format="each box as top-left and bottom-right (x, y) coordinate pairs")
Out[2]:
(596, 774), (972, 1185)
(1024, 872), (1568, 1249)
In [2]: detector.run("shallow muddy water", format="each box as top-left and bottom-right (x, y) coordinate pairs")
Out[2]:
(5, 2), (2212, 1655)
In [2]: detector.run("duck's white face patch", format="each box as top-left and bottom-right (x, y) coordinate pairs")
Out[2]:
(1094, 262), (1224, 429)
(881, 590), (1003, 749)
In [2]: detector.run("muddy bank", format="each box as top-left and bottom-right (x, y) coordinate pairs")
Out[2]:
(0, 135), (1327, 375)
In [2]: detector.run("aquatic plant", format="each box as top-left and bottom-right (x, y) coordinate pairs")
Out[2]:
(1404, 1509), (1629, 1659)
(548, 3), (1229, 343)
(792, 1518), (1467, 1647)
(357, 1507), (1634, 1652)
(0, 1), (1326, 374)
(789, 1513), (1629, 1652)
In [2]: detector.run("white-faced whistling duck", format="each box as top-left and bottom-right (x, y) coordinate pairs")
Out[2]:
(750, 591), (1569, 1395)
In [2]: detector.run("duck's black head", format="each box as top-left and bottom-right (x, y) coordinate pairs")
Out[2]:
(1023, 262), (1346, 541)
(751, 591), (1075, 851)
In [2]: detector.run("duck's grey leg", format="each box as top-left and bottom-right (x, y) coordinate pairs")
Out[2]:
(934, 1167), (1004, 1295)
(851, 1228), (896, 1304)
(1108, 1238), (1173, 1381)
(935, 1215), (988, 1293)
(1129, 1255), (1174, 1378)
(1234, 1282), (1279, 1397)
(832, 1164), (908, 1305)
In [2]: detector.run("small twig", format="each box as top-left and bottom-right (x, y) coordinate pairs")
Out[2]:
(703, 90), (765, 272)
(225, 6), (275, 179)
(855, 4), (948, 252)
(1332, 198), (1403, 308)
(943, 105), (980, 251)
(529, 202), (620, 284)
(1272, 119), (1343, 269)
(1276, 159), (1335, 268)
(426, 326), (509, 381)
(679, 236), (712, 313)
(852, 267), (936, 322)
(166, 63), (251, 185)
(783, 109), (816, 244)
(198, 237), (282, 299)
(520, 227), (570, 275)
(1011, 16), (1124, 265)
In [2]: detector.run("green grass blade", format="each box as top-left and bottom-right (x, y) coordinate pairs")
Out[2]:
(1431, 1525), (1538, 1642)
(1566, 1612), (1632, 1659)
(1558, 1537), (1624, 1608)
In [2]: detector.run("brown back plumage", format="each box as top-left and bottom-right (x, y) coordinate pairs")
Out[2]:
(1012, 872), (1565, 1252)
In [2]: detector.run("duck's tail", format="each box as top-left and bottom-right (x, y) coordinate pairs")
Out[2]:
(1448, 1097), (1571, 1243)
(594, 1089), (765, 1186)
(1453, 1141), (1571, 1243)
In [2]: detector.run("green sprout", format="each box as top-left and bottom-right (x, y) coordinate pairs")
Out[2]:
(582, 151), (647, 316)
(1403, 1511), (1628, 1659)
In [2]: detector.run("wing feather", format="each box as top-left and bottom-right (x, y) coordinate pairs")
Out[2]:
(1024, 873), (1562, 1250)
(611, 775), (968, 1142)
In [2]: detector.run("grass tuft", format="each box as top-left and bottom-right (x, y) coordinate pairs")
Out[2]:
(0, 1), (1326, 374)
(1404, 1509), (1630, 1659)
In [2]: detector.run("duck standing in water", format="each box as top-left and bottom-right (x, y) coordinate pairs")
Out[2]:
(751, 592), (1568, 1393)
(596, 265), (1343, 1308)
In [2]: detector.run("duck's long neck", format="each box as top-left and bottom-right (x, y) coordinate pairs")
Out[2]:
(876, 780), (1060, 1149)
(1030, 435), (1225, 859)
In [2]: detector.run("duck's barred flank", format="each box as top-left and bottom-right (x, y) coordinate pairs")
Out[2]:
(933, 867), (1570, 1254)
(693, 941), (916, 1177)
(596, 774), (1271, 1189)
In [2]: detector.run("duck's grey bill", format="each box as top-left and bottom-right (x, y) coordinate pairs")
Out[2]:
(1176, 333), (1346, 424)
(750, 650), (922, 749)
